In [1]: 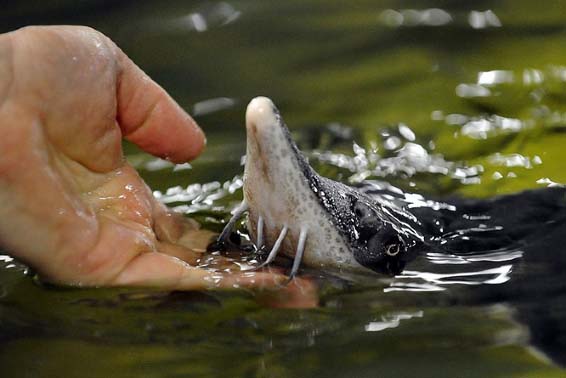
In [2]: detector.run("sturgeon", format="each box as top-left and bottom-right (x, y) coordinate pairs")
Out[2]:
(217, 97), (423, 278)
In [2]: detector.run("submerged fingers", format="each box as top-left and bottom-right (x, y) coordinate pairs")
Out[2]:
(150, 199), (218, 264)
(151, 200), (216, 251)
(110, 252), (280, 290)
(111, 250), (313, 292)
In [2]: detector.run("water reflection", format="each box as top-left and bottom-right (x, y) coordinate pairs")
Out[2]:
(154, 175), (243, 213)
(455, 83), (492, 98)
(193, 97), (237, 116)
(488, 153), (542, 169)
(143, 158), (175, 171)
(379, 8), (452, 27)
(389, 264), (513, 292)
(468, 10), (502, 29)
(439, 112), (526, 139)
(169, 1), (242, 31)
(536, 177), (565, 187)
(477, 70), (514, 86)
(312, 134), (483, 185)
(146, 1), (242, 34)
(426, 249), (524, 264)
(364, 310), (423, 332)
(379, 8), (502, 29)
(0, 254), (28, 273)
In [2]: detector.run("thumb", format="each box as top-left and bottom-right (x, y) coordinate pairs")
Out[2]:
(116, 51), (205, 163)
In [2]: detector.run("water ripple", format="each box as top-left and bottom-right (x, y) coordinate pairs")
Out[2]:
(154, 176), (243, 214)
(379, 8), (501, 29)
(168, 2), (241, 32)
(426, 249), (524, 264)
(364, 311), (424, 332)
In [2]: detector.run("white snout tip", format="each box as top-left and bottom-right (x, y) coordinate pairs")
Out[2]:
(246, 96), (278, 130)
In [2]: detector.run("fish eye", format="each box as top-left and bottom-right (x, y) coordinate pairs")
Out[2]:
(385, 243), (400, 256)
(353, 200), (373, 218)
(352, 200), (382, 237)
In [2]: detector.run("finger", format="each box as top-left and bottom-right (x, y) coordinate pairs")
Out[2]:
(151, 200), (217, 259)
(115, 51), (205, 163)
(112, 252), (288, 290)
(256, 277), (319, 309)
(156, 242), (203, 265)
(151, 200), (200, 244)
(157, 241), (246, 272)
(113, 252), (212, 289)
(112, 252), (319, 308)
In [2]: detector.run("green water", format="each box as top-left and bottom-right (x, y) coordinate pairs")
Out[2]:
(2, 1), (566, 377)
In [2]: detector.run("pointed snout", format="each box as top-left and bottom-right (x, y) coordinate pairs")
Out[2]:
(245, 96), (279, 133)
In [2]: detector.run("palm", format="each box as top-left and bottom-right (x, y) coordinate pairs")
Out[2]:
(0, 26), (207, 285)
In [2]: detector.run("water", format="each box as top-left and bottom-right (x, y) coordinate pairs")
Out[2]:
(2, 1), (566, 376)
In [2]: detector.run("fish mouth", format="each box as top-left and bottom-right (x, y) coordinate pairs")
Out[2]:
(245, 96), (280, 135)
(244, 97), (286, 184)
(244, 96), (322, 196)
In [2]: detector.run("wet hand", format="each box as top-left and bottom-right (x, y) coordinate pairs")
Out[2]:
(0, 26), (317, 307)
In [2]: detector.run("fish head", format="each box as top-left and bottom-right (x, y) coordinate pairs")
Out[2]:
(243, 96), (421, 275)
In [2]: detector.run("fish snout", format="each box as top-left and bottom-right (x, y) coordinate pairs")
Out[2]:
(245, 96), (279, 137)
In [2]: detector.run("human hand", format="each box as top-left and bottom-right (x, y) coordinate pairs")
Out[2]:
(0, 26), (317, 307)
